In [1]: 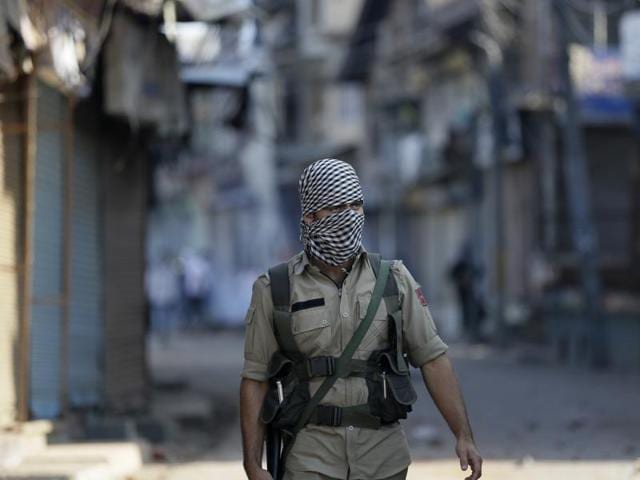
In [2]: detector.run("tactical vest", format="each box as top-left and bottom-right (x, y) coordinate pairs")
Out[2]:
(260, 253), (418, 434)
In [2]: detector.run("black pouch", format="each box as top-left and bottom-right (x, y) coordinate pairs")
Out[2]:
(366, 350), (417, 424)
(261, 351), (311, 433)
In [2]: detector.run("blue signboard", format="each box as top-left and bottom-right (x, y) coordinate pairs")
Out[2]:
(570, 45), (635, 123)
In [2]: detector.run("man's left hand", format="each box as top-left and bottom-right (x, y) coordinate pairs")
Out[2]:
(456, 437), (482, 480)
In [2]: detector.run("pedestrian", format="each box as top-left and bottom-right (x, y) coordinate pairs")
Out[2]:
(449, 242), (486, 343)
(240, 159), (482, 480)
(146, 251), (180, 343)
(180, 249), (212, 329)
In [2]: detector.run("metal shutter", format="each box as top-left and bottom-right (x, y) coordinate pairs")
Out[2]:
(103, 130), (148, 411)
(29, 81), (66, 419)
(68, 107), (103, 408)
(0, 81), (25, 425)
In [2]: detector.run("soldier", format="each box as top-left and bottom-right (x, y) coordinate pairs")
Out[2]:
(240, 159), (482, 480)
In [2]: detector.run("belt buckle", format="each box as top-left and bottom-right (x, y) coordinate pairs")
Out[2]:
(317, 405), (342, 427)
(325, 357), (336, 376)
(305, 359), (315, 379)
(331, 406), (342, 427)
(307, 356), (336, 378)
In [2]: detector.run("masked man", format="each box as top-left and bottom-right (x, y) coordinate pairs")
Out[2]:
(240, 159), (482, 480)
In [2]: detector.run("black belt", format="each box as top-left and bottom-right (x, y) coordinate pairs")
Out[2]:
(308, 404), (381, 429)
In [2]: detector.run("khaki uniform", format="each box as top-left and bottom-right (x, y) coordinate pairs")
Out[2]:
(242, 250), (448, 480)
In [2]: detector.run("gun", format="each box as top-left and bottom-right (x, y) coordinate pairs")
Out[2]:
(266, 379), (284, 479)
(266, 423), (281, 479)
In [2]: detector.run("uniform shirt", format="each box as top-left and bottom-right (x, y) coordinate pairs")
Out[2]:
(242, 250), (448, 479)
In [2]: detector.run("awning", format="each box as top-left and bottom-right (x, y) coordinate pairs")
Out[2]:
(181, 64), (252, 87)
(0, 1), (20, 80)
(122, 0), (252, 21)
(120, 0), (164, 17)
(179, 0), (252, 22)
(103, 10), (188, 134)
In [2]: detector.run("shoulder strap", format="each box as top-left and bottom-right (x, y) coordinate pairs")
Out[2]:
(269, 262), (290, 308)
(268, 263), (300, 356)
(369, 253), (405, 371)
(368, 253), (399, 306)
(284, 260), (391, 440)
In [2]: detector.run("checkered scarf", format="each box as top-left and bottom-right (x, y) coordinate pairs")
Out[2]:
(299, 159), (365, 266)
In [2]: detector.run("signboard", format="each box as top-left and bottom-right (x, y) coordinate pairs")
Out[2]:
(570, 45), (634, 123)
(620, 10), (640, 81)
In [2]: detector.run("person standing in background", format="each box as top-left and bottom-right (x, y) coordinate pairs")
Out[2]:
(146, 251), (181, 343)
(181, 249), (213, 329)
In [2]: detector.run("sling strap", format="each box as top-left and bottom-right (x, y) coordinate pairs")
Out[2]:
(269, 263), (301, 357)
(369, 253), (407, 373)
(276, 260), (392, 476)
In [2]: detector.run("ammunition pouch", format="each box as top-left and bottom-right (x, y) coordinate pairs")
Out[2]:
(261, 352), (310, 433)
(366, 349), (417, 424)
(262, 347), (417, 431)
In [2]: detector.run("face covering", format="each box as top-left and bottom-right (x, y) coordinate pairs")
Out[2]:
(298, 158), (365, 266)
(300, 208), (365, 266)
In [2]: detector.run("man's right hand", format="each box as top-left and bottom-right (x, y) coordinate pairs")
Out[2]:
(245, 466), (273, 480)
(240, 379), (272, 480)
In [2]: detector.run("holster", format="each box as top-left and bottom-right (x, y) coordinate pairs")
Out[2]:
(366, 349), (418, 424)
(265, 423), (281, 479)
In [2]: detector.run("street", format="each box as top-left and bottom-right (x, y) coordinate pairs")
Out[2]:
(136, 329), (640, 480)
(2, 2), (640, 479)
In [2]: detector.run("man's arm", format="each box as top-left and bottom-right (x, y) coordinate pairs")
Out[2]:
(240, 378), (272, 480)
(421, 353), (483, 480)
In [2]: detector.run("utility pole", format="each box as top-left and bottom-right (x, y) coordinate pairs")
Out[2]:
(534, 0), (558, 253)
(471, 30), (507, 346)
(555, 1), (607, 368)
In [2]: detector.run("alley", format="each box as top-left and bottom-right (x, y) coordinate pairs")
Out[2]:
(138, 330), (640, 479)
(2, 1), (640, 479)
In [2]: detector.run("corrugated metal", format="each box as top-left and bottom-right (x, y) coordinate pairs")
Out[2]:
(417, 199), (467, 340)
(68, 106), (103, 408)
(0, 81), (25, 426)
(29, 81), (66, 419)
(103, 129), (148, 411)
(504, 163), (535, 300)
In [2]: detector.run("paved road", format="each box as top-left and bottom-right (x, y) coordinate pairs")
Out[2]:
(139, 329), (640, 479)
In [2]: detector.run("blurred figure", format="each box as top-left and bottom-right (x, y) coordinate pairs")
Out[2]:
(449, 242), (486, 343)
(146, 251), (181, 343)
(180, 249), (212, 329)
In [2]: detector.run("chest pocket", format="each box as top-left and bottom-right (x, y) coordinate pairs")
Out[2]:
(357, 295), (389, 351)
(291, 306), (331, 356)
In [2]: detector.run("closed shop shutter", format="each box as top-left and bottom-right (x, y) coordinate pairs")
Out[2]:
(29, 81), (66, 419)
(419, 201), (467, 339)
(0, 81), (25, 425)
(103, 128), (148, 411)
(504, 163), (535, 300)
(68, 106), (103, 408)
